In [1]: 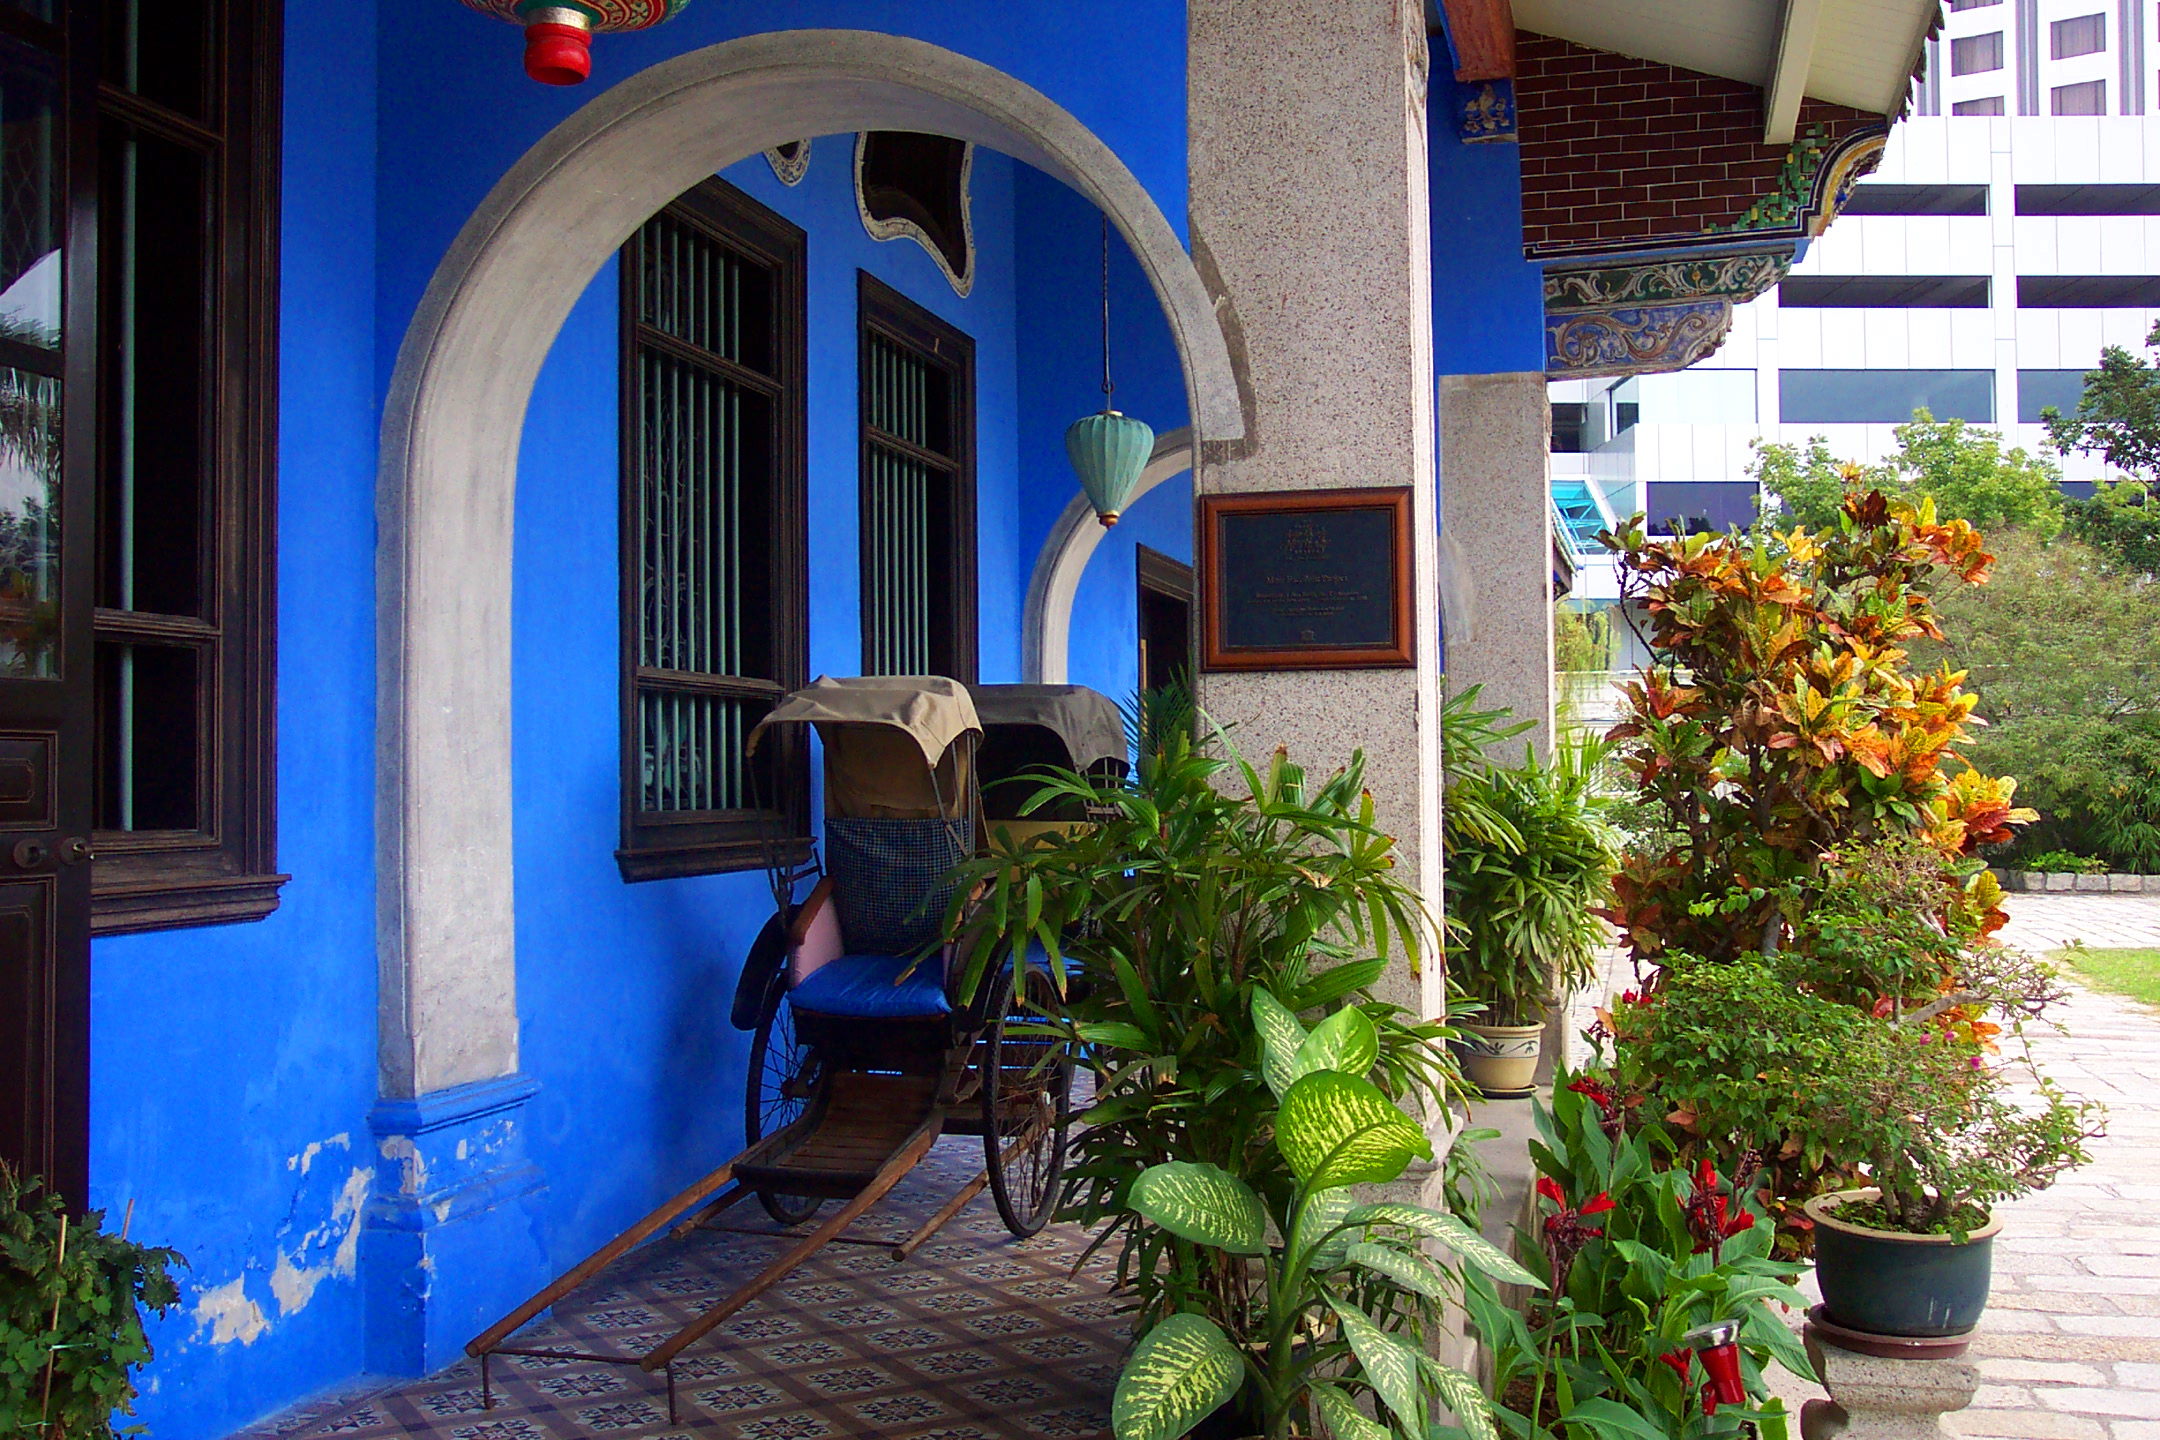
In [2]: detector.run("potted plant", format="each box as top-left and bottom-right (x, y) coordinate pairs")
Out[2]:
(1803, 1011), (2100, 1337)
(1443, 723), (1617, 1098)
(944, 723), (1508, 1437)
(0, 1166), (181, 1440)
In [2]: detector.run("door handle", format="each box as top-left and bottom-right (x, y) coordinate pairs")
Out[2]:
(11, 837), (47, 869)
(58, 836), (91, 865)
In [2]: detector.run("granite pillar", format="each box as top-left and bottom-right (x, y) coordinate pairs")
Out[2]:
(1439, 371), (1556, 760)
(1187, 0), (1445, 1023)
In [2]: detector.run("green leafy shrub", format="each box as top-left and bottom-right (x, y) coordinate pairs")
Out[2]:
(1112, 998), (1527, 1440)
(2019, 848), (2110, 875)
(1444, 733), (1619, 1026)
(944, 729), (1495, 1435)
(1, 1168), (180, 1440)
(1468, 1077), (1808, 1438)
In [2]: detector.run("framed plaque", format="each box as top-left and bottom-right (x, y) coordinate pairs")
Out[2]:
(1198, 487), (1414, 671)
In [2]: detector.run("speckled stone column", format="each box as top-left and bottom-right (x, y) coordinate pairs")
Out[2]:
(1186, 0), (1444, 1023)
(1439, 372), (1556, 760)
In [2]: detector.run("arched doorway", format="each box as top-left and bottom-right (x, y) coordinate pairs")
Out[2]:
(376, 29), (1243, 1101)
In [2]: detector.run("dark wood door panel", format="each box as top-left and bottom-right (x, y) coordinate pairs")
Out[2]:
(0, 876), (57, 1185)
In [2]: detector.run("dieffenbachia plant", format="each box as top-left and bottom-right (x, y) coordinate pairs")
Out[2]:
(1110, 997), (1538, 1440)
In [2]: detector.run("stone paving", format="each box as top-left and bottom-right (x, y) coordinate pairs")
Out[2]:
(1942, 894), (2160, 1440)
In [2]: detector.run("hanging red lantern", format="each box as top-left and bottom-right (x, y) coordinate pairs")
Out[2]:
(459, 0), (688, 85)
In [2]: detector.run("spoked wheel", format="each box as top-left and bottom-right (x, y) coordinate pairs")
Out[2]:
(745, 973), (824, 1226)
(981, 964), (1074, 1237)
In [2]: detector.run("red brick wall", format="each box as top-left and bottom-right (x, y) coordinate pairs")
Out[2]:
(1515, 32), (1884, 257)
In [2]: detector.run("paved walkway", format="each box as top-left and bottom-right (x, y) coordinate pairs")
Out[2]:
(1949, 893), (2160, 1440)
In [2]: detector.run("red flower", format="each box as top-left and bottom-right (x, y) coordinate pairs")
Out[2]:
(1536, 1178), (1616, 1294)
(1536, 1177), (1564, 1207)
(1581, 1192), (1615, 1217)
(1658, 1349), (1693, 1383)
(1684, 1162), (1756, 1259)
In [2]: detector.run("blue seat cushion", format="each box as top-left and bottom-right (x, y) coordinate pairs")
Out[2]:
(789, 954), (951, 1019)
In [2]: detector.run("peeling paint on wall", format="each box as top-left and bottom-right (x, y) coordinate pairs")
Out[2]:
(289, 1132), (352, 1176)
(379, 1134), (428, 1197)
(193, 1276), (269, 1347)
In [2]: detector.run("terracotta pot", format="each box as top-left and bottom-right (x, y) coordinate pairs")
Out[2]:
(1805, 1188), (2002, 1338)
(1448, 1021), (1543, 1098)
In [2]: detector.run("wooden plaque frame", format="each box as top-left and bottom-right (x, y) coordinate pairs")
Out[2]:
(1198, 487), (1415, 672)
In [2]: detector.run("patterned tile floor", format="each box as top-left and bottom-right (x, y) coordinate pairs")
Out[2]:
(233, 1139), (1124, 1440)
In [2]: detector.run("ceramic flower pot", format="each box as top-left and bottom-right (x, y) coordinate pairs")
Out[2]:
(1448, 1021), (1544, 1099)
(1805, 1188), (2003, 1338)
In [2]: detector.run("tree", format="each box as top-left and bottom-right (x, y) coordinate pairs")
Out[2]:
(1753, 413), (2065, 538)
(2064, 478), (2160, 579)
(1919, 529), (2160, 869)
(2042, 321), (2160, 479)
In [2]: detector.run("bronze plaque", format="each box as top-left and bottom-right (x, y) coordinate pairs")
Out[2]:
(1199, 488), (1414, 671)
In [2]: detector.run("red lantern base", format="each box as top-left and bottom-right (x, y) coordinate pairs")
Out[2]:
(523, 20), (591, 84)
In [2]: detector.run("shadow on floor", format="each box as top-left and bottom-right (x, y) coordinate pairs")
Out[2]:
(234, 1138), (1125, 1439)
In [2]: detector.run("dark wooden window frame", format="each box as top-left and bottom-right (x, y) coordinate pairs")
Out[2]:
(85, 0), (284, 935)
(616, 178), (810, 883)
(856, 272), (977, 682)
(1136, 544), (1194, 691)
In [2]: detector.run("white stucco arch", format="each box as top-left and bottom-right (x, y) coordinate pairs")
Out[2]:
(377, 30), (1244, 1098)
(1022, 430), (1194, 684)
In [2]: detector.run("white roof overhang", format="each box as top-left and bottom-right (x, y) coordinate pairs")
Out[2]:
(1509, 0), (1938, 138)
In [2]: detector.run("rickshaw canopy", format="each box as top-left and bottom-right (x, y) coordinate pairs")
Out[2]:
(747, 675), (981, 820)
(967, 683), (1128, 776)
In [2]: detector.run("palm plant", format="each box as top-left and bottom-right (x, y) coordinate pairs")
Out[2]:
(1444, 731), (1620, 1027)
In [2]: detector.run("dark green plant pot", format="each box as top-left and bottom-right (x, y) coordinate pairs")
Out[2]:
(1805, 1189), (2001, 1338)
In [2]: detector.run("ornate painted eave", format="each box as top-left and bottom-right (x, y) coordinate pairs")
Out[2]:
(1543, 244), (1790, 379)
(1542, 122), (1886, 378)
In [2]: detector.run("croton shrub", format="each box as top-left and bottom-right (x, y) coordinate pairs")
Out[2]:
(1597, 486), (2030, 968)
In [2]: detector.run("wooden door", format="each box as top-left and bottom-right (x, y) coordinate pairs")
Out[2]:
(0, 1), (100, 1208)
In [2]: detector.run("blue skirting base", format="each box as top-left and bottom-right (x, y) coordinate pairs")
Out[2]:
(361, 1073), (549, 1376)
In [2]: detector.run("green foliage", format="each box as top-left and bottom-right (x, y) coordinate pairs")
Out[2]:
(1555, 603), (1614, 674)
(2064, 478), (2160, 578)
(1751, 415), (2065, 538)
(1105, 992), (1526, 1440)
(2020, 849), (2109, 875)
(1605, 957), (1868, 1190)
(1921, 529), (2160, 871)
(942, 727), (1500, 1437)
(1469, 1078), (1807, 1439)
(0, 1168), (181, 1440)
(2043, 321), (2160, 481)
(1444, 733), (1620, 1026)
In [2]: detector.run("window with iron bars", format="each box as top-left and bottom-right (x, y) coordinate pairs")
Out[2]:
(616, 179), (809, 880)
(857, 273), (976, 682)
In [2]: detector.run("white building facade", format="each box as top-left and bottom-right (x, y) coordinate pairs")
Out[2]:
(1552, 108), (2160, 643)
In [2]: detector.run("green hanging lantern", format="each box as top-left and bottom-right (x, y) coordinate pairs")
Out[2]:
(1067, 216), (1154, 527)
(1066, 409), (1155, 527)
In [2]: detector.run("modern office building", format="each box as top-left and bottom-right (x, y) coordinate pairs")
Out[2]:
(1551, 108), (2160, 682)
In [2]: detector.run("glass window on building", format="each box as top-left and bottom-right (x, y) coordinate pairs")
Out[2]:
(2051, 13), (2106, 59)
(1953, 95), (2007, 114)
(1952, 31), (2006, 74)
(2052, 79), (2108, 114)
(1550, 402), (1590, 453)
(2017, 369), (2092, 423)
(1779, 370), (1995, 424)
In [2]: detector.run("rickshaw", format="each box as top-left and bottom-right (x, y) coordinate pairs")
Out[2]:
(968, 682), (1131, 853)
(467, 675), (1084, 1420)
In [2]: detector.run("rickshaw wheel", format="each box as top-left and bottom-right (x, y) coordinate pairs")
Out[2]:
(981, 964), (1073, 1237)
(745, 972), (825, 1226)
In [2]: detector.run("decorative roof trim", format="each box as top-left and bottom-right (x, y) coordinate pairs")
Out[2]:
(854, 131), (975, 298)
(764, 139), (811, 186)
(1543, 243), (1793, 378)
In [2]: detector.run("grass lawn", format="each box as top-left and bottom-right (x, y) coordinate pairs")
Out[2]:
(2061, 948), (2160, 1006)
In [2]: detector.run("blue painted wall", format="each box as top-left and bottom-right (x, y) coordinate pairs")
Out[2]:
(1012, 165), (1191, 707)
(1428, 130), (1545, 378)
(507, 139), (1023, 1269)
(85, 4), (1198, 1434)
(87, 0), (384, 1433)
